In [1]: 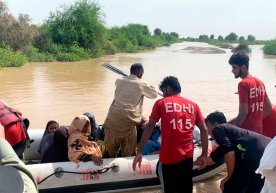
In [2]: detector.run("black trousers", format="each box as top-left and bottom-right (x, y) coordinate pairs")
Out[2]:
(161, 158), (193, 193)
(12, 139), (27, 159)
(224, 164), (264, 193)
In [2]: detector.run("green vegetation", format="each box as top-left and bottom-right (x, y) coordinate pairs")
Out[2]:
(0, 47), (27, 67)
(107, 24), (180, 53)
(232, 43), (251, 53)
(263, 40), (276, 55)
(0, 0), (182, 68)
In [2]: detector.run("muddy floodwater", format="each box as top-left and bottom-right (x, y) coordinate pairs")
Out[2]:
(1, 42), (276, 192)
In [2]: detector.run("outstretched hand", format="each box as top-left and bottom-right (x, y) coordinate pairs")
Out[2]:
(193, 155), (207, 170)
(132, 153), (142, 171)
(91, 155), (103, 166)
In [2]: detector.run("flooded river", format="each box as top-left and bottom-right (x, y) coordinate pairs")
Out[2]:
(1, 41), (276, 192)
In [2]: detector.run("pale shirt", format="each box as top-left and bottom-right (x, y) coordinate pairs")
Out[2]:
(256, 136), (276, 193)
(0, 139), (38, 193)
(106, 74), (157, 134)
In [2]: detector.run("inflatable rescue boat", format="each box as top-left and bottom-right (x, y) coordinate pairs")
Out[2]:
(24, 129), (225, 193)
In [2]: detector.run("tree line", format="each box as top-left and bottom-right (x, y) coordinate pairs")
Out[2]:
(0, 0), (182, 68)
(185, 32), (276, 55)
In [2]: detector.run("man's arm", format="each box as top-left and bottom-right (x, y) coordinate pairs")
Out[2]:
(235, 103), (248, 127)
(195, 123), (209, 168)
(197, 123), (208, 157)
(132, 118), (156, 171)
(220, 151), (235, 191)
(194, 156), (216, 168)
(224, 151), (235, 179)
(228, 117), (236, 124)
(142, 84), (158, 99)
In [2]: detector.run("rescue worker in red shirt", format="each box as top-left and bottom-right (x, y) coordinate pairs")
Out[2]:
(262, 105), (276, 138)
(228, 52), (272, 134)
(132, 76), (208, 193)
(0, 101), (29, 158)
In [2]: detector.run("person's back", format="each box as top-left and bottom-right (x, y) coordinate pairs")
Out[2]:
(133, 76), (209, 193)
(103, 63), (157, 158)
(238, 76), (266, 133)
(155, 95), (204, 164)
(212, 123), (270, 168)
(204, 111), (271, 193)
(0, 101), (29, 158)
(113, 75), (149, 108)
(108, 64), (157, 127)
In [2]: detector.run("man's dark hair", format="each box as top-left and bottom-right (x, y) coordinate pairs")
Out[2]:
(205, 111), (227, 124)
(228, 52), (249, 69)
(130, 63), (144, 74)
(159, 76), (181, 94)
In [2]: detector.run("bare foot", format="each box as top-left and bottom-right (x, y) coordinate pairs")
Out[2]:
(91, 155), (103, 166)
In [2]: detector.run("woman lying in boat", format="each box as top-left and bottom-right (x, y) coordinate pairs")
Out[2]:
(67, 115), (103, 166)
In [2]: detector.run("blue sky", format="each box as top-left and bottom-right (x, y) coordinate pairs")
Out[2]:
(5, 0), (276, 40)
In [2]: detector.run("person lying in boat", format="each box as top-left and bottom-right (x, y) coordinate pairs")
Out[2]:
(83, 112), (104, 141)
(38, 120), (59, 156)
(136, 117), (161, 155)
(0, 124), (38, 193)
(41, 125), (69, 163)
(68, 115), (103, 166)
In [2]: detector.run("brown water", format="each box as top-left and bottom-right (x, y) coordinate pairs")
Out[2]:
(1, 42), (276, 192)
(1, 42), (276, 128)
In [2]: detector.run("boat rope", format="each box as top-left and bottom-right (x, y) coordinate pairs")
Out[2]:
(37, 163), (119, 185)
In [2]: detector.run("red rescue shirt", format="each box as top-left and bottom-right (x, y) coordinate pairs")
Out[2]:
(263, 105), (276, 138)
(150, 95), (205, 164)
(238, 76), (267, 133)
